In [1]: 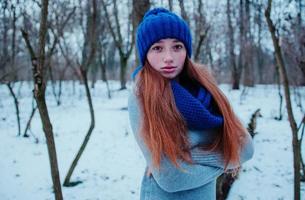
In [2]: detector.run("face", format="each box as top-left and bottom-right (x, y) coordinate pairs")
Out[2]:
(146, 38), (187, 79)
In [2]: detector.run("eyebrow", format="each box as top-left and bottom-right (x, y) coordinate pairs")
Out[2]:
(155, 39), (182, 44)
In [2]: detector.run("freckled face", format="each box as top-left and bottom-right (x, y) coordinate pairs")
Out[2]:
(146, 38), (187, 79)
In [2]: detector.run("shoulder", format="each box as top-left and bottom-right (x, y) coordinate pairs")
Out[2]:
(127, 85), (142, 133)
(128, 86), (139, 113)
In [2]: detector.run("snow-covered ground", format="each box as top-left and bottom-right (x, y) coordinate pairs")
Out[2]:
(0, 81), (304, 200)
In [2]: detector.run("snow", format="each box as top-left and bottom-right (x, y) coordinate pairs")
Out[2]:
(0, 81), (304, 200)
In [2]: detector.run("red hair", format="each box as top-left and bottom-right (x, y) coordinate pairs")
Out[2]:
(135, 58), (247, 170)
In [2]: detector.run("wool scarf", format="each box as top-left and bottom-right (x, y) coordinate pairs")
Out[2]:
(170, 80), (224, 130)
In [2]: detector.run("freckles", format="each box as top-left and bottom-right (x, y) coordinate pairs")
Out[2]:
(149, 54), (161, 62)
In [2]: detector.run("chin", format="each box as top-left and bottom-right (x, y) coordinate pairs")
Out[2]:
(162, 74), (177, 79)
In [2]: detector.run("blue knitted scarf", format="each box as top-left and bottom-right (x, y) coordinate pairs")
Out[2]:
(170, 80), (224, 130)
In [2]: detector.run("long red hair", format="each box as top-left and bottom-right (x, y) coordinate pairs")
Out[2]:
(135, 58), (247, 170)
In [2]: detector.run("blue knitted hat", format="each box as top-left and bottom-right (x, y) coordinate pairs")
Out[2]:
(133, 7), (192, 77)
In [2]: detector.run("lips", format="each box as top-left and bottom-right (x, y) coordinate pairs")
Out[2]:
(161, 66), (176, 73)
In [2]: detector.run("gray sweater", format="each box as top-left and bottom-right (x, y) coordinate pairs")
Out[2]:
(128, 90), (254, 196)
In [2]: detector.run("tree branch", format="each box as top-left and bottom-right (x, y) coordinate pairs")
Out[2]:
(101, 0), (120, 50)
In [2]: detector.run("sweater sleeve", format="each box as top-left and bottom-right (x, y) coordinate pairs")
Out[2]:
(128, 91), (223, 193)
(190, 126), (254, 169)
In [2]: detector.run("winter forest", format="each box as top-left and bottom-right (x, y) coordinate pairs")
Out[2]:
(0, 0), (304, 199)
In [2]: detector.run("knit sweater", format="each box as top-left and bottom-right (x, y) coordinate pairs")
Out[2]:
(128, 89), (254, 196)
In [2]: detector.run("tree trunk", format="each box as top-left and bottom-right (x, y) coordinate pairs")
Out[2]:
(296, 0), (305, 85)
(168, 0), (173, 11)
(7, 82), (21, 136)
(265, 1), (300, 199)
(297, 0), (303, 24)
(21, 0), (63, 199)
(232, 71), (241, 90)
(238, 0), (244, 87)
(206, 40), (214, 71)
(256, 1), (264, 83)
(178, 0), (189, 26)
(11, 4), (17, 81)
(48, 64), (61, 106)
(132, 0), (150, 67)
(90, 66), (97, 89)
(226, 0), (240, 90)
(120, 56), (128, 90)
(194, 0), (209, 63)
(36, 94), (63, 199)
(101, 0), (134, 89)
(22, 4), (63, 200)
(99, 48), (111, 99)
(58, 79), (63, 105)
(1, 1), (9, 73)
(243, 0), (254, 87)
(100, 61), (107, 82)
(299, 116), (305, 181)
(194, 33), (206, 62)
(63, 69), (95, 186)
(216, 173), (238, 200)
(23, 102), (37, 138)
(63, 0), (97, 186)
(274, 55), (283, 121)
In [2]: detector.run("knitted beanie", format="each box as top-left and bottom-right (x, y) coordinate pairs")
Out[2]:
(136, 7), (192, 66)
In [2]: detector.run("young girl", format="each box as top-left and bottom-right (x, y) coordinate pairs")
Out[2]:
(128, 7), (254, 200)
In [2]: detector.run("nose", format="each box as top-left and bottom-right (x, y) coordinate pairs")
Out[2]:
(163, 50), (173, 63)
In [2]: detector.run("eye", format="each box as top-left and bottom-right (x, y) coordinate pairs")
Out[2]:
(151, 45), (162, 52)
(173, 44), (184, 51)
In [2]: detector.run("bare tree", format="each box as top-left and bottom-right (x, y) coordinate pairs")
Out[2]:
(238, 0), (245, 85)
(21, 0), (63, 199)
(178, 0), (189, 26)
(0, 1), (22, 137)
(265, 1), (301, 199)
(295, 0), (305, 81)
(193, 0), (210, 62)
(280, 4), (305, 86)
(298, 115), (305, 181)
(89, 3), (111, 95)
(6, 82), (21, 136)
(46, 4), (76, 105)
(23, 100), (38, 139)
(0, 0), (10, 75)
(101, 0), (134, 90)
(11, 4), (17, 78)
(226, 0), (241, 89)
(216, 172), (239, 200)
(97, 39), (112, 98)
(63, 0), (98, 187)
(168, 0), (173, 11)
(254, 0), (264, 83)
(58, 37), (82, 81)
(274, 54), (284, 120)
(132, 0), (150, 67)
(242, 0), (254, 87)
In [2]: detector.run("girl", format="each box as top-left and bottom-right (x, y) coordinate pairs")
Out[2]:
(128, 7), (254, 200)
